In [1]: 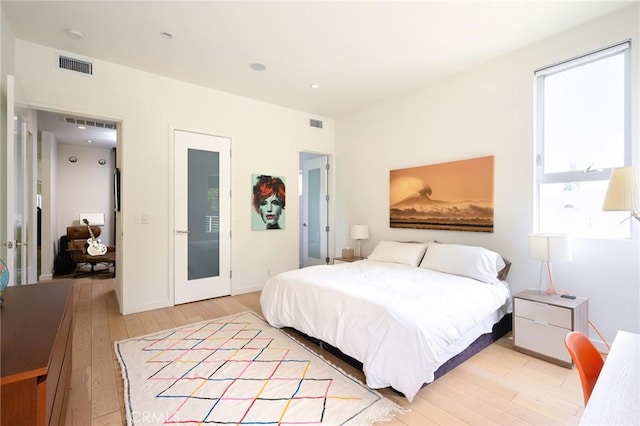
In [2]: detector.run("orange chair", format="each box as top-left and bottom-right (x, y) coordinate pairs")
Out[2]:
(564, 331), (604, 405)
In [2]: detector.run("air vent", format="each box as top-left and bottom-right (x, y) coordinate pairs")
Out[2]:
(310, 118), (323, 129)
(63, 116), (117, 130)
(58, 55), (93, 75)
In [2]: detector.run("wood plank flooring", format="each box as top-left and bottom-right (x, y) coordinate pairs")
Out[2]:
(63, 277), (585, 425)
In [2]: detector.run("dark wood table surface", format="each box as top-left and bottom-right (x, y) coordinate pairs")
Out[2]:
(0, 280), (73, 383)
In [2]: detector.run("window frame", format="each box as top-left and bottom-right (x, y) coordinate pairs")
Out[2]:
(534, 41), (632, 235)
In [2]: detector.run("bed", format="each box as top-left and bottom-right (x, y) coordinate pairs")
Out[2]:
(260, 241), (512, 402)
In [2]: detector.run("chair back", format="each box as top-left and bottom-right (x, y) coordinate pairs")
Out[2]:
(564, 331), (604, 405)
(67, 226), (101, 240)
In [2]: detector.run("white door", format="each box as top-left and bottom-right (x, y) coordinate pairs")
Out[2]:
(301, 155), (328, 267)
(174, 130), (231, 304)
(1, 75), (28, 286)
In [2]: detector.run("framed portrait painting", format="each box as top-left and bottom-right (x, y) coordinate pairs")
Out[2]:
(389, 155), (495, 232)
(251, 174), (286, 230)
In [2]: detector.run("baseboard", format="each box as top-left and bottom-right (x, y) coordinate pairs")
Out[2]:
(232, 285), (263, 295)
(40, 273), (53, 281)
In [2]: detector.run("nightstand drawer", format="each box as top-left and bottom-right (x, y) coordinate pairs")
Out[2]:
(514, 316), (572, 364)
(514, 298), (572, 329)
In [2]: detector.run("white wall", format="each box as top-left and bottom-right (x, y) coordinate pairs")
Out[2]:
(55, 144), (114, 246)
(40, 130), (58, 280)
(14, 40), (335, 314)
(335, 5), (640, 345)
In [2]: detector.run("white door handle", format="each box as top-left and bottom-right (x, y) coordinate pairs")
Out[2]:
(176, 230), (190, 234)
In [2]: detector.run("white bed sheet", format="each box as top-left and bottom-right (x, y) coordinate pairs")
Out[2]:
(260, 259), (511, 402)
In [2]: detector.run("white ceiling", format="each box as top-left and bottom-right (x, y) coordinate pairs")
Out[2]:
(35, 109), (118, 149)
(2, 1), (634, 146)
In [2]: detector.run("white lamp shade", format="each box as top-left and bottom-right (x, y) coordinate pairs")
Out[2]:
(528, 233), (572, 262)
(350, 224), (369, 240)
(603, 167), (640, 212)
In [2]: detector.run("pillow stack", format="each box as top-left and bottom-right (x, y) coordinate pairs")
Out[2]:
(366, 240), (507, 285)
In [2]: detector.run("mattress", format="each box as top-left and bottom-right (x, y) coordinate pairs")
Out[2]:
(260, 259), (512, 402)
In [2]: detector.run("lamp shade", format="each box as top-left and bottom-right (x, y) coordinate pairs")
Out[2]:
(528, 233), (572, 262)
(603, 167), (640, 212)
(350, 224), (369, 240)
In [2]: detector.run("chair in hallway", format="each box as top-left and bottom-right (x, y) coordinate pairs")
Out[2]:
(66, 226), (116, 278)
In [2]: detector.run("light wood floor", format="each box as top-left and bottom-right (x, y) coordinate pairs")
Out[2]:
(63, 277), (585, 425)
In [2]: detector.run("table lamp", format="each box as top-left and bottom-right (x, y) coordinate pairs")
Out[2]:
(350, 224), (369, 257)
(603, 166), (640, 221)
(528, 233), (572, 295)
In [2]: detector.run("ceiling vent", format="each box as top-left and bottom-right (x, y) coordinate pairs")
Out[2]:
(58, 54), (93, 75)
(310, 118), (323, 129)
(62, 116), (117, 130)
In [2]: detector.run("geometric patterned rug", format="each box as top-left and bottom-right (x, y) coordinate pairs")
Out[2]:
(114, 311), (403, 425)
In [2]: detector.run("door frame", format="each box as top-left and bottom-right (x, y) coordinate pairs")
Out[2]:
(298, 151), (332, 267)
(171, 127), (231, 305)
(9, 101), (122, 286)
(2, 75), (17, 285)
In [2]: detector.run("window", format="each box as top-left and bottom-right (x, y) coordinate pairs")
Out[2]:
(535, 41), (631, 238)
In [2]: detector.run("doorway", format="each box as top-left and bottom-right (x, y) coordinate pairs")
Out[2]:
(173, 130), (231, 304)
(36, 108), (119, 281)
(299, 152), (331, 268)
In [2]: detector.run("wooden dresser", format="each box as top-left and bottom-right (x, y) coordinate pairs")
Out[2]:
(1, 280), (74, 426)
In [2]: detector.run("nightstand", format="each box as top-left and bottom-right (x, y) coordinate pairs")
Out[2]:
(513, 289), (588, 368)
(333, 256), (364, 264)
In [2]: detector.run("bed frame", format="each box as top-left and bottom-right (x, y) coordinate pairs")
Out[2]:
(290, 312), (512, 395)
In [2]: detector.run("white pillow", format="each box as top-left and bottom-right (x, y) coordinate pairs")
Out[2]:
(367, 241), (429, 267)
(419, 243), (506, 285)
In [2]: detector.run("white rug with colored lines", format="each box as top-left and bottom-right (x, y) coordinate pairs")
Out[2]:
(115, 311), (403, 425)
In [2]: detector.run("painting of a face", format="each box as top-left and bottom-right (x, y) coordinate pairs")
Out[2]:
(259, 194), (283, 227)
(252, 174), (286, 230)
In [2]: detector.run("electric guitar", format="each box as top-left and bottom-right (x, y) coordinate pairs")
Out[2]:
(83, 218), (108, 256)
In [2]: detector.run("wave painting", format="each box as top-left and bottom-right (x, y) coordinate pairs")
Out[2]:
(390, 156), (494, 232)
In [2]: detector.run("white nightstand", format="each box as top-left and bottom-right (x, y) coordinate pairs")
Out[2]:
(333, 256), (364, 264)
(513, 289), (588, 368)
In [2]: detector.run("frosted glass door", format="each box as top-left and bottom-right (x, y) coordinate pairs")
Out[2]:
(174, 130), (230, 305)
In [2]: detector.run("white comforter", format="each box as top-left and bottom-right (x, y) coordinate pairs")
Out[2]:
(260, 260), (511, 402)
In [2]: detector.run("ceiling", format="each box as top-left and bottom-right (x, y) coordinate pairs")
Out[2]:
(2, 1), (634, 147)
(35, 109), (118, 149)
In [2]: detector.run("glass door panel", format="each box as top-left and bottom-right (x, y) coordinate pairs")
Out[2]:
(307, 168), (321, 259)
(187, 149), (220, 280)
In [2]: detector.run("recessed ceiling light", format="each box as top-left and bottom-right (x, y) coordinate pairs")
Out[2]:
(77, 125), (86, 130)
(160, 31), (173, 39)
(250, 63), (267, 71)
(66, 28), (85, 40)
(87, 139), (92, 143)
(311, 83), (320, 89)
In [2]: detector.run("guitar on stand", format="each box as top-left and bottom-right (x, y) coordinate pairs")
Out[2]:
(83, 218), (108, 256)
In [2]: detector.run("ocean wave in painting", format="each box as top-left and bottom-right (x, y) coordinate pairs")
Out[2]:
(389, 188), (494, 232)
